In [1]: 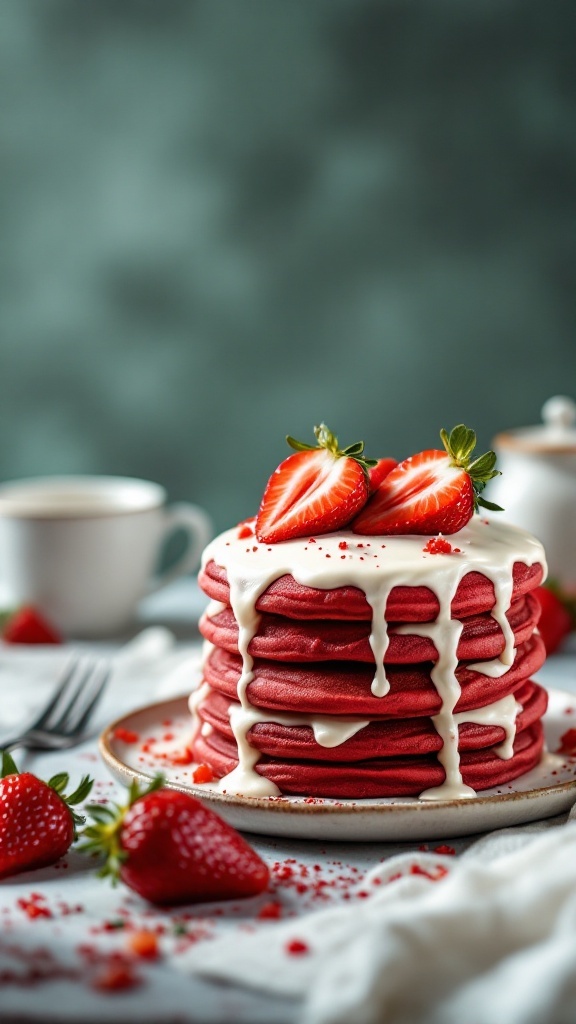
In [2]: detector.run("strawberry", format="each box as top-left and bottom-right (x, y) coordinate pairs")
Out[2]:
(0, 752), (93, 879)
(353, 424), (502, 535)
(535, 585), (573, 654)
(368, 457), (398, 492)
(256, 424), (376, 543)
(80, 779), (270, 906)
(2, 605), (62, 644)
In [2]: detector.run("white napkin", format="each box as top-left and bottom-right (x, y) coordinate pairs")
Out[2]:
(183, 811), (576, 1024)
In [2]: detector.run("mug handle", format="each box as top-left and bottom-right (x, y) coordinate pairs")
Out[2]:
(146, 503), (213, 594)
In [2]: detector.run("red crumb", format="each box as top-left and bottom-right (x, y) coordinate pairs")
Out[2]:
(92, 963), (142, 992)
(423, 536), (453, 555)
(410, 864), (449, 881)
(308, 538), (316, 544)
(286, 939), (310, 956)
(192, 764), (215, 784)
(127, 930), (160, 960)
(434, 845), (456, 856)
(113, 728), (140, 745)
(166, 748), (195, 766)
(17, 898), (52, 921)
(338, 541), (348, 550)
(257, 902), (283, 921)
(558, 729), (576, 755)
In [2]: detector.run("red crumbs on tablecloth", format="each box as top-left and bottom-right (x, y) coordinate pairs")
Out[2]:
(286, 939), (310, 956)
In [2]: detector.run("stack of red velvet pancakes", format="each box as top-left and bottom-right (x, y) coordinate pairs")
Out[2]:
(192, 523), (547, 800)
(191, 424), (548, 801)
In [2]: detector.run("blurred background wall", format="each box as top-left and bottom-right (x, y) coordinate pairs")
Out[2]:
(1, 0), (575, 532)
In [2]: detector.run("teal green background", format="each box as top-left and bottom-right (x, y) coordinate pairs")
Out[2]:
(1, 1), (575, 532)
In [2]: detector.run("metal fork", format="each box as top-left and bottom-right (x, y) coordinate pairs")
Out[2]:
(0, 656), (111, 753)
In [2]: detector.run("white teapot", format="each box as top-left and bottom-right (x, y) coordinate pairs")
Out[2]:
(488, 396), (576, 591)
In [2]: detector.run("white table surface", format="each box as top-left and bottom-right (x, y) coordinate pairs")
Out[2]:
(0, 579), (575, 1023)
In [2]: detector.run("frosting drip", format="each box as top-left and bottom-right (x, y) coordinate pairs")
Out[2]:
(195, 518), (546, 800)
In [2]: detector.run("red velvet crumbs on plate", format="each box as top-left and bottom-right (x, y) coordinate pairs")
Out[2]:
(308, 538), (316, 543)
(557, 728), (576, 755)
(192, 764), (215, 784)
(113, 728), (140, 745)
(338, 541), (348, 550)
(434, 845), (456, 856)
(286, 939), (309, 956)
(165, 748), (195, 766)
(564, 707), (574, 715)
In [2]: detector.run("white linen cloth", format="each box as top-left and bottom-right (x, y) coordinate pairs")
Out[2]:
(184, 813), (576, 1024)
(0, 617), (575, 1024)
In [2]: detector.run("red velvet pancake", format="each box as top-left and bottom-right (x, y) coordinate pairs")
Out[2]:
(192, 722), (544, 798)
(203, 634), (546, 716)
(195, 679), (546, 762)
(200, 559), (543, 623)
(199, 592), (540, 665)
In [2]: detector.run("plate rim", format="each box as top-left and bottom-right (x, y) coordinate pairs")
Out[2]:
(99, 687), (576, 818)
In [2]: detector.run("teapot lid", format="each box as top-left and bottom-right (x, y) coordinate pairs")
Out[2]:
(494, 396), (576, 453)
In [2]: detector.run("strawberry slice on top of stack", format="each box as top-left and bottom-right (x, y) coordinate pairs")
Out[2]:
(353, 423), (503, 535)
(256, 421), (501, 540)
(256, 423), (377, 543)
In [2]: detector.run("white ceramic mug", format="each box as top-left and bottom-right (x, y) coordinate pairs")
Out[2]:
(0, 476), (213, 637)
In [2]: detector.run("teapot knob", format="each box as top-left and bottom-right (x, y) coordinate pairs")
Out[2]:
(541, 395), (576, 431)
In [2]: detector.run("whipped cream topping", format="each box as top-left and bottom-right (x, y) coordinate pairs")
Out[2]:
(195, 518), (546, 800)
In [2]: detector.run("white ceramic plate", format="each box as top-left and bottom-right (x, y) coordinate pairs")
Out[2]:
(99, 687), (576, 841)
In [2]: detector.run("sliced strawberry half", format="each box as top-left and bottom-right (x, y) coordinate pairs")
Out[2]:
(256, 424), (376, 543)
(352, 424), (502, 536)
(368, 457), (397, 492)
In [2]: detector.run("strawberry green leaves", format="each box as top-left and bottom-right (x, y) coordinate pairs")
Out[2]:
(440, 424), (503, 514)
(286, 423), (377, 475)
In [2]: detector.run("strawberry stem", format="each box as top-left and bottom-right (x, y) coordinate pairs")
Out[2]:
(440, 424), (504, 514)
(286, 423), (377, 475)
(78, 775), (164, 883)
